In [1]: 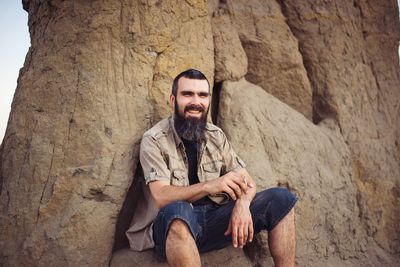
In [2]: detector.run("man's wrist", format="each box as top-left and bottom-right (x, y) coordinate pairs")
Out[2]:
(201, 181), (210, 195)
(235, 198), (251, 208)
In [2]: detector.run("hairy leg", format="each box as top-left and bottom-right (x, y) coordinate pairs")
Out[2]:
(268, 209), (296, 267)
(165, 219), (201, 267)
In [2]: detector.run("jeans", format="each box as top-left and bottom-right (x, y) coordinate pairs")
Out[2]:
(152, 187), (298, 258)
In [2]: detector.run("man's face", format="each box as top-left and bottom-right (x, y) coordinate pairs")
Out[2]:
(171, 77), (210, 120)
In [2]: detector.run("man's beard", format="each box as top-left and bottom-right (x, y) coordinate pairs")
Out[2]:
(174, 101), (208, 142)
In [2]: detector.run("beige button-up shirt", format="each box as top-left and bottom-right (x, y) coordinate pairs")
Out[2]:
(126, 116), (246, 251)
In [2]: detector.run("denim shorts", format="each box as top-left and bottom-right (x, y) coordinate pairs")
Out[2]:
(152, 187), (297, 258)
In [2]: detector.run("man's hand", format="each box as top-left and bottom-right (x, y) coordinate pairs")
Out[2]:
(224, 199), (254, 248)
(204, 172), (250, 200)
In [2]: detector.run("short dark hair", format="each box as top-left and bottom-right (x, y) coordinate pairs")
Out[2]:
(172, 69), (210, 97)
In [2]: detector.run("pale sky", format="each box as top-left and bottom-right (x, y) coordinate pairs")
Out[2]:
(0, 1), (30, 142)
(0, 1), (399, 143)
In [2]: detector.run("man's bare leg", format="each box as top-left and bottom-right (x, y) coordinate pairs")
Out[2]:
(165, 219), (201, 267)
(268, 209), (296, 267)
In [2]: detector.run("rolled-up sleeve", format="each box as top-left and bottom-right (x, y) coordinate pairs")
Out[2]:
(140, 136), (171, 185)
(220, 132), (246, 173)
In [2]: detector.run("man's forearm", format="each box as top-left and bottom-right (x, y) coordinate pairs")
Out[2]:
(150, 182), (209, 208)
(150, 168), (255, 208)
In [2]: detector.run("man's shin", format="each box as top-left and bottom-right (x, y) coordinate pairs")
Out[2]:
(165, 219), (201, 267)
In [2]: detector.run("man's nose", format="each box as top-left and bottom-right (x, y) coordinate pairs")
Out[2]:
(190, 94), (201, 104)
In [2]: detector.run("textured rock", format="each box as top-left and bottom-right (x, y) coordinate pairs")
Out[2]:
(139, 0), (215, 121)
(218, 78), (365, 266)
(211, 8), (248, 82)
(279, 0), (400, 253)
(210, 0), (313, 119)
(0, 0), (213, 266)
(110, 247), (252, 267)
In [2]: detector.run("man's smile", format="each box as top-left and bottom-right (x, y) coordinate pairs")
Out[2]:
(184, 104), (205, 117)
(186, 109), (202, 116)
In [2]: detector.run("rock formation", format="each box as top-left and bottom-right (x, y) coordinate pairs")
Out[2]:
(0, 0), (399, 266)
(212, 0), (313, 119)
(279, 0), (400, 255)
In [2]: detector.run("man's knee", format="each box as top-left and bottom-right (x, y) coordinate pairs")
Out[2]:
(168, 219), (193, 241)
(160, 201), (199, 242)
(287, 207), (295, 217)
(279, 206), (295, 225)
(153, 201), (199, 259)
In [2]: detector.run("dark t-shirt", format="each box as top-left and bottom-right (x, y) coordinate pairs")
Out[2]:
(182, 138), (213, 205)
(182, 138), (200, 185)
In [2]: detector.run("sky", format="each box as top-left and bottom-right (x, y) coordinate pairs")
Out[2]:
(0, 1), (400, 143)
(0, 1), (30, 142)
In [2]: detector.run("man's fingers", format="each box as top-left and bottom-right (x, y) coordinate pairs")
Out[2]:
(232, 222), (238, 248)
(224, 186), (237, 200)
(237, 179), (248, 194)
(238, 223), (245, 248)
(227, 181), (242, 198)
(242, 223), (249, 248)
(248, 222), (254, 243)
(229, 173), (249, 193)
(220, 172), (254, 200)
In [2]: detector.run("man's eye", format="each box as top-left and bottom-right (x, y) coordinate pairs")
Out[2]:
(199, 93), (209, 98)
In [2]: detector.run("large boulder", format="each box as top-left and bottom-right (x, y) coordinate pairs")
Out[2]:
(209, 0), (313, 120)
(280, 0), (400, 253)
(0, 0), (213, 266)
(210, 7), (248, 82)
(218, 78), (397, 266)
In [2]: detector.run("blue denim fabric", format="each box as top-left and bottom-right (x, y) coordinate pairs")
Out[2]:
(153, 187), (298, 258)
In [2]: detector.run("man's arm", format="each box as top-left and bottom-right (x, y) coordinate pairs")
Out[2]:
(140, 134), (250, 209)
(236, 168), (257, 203)
(225, 168), (257, 248)
(149, 171), (250, 208)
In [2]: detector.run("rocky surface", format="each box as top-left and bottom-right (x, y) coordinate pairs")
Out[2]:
(1, 0), (212, 266)
(280, 0), (400, 254)
(110, 247), (252, 267)
(219, 79), (361, 266)
(0, 0), (399, 266)
(211, 7), (248, 82)
(218, 78), (398, 266)
(210, 0), (313, 120)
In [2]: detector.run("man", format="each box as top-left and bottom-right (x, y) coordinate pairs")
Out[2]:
(126, 69), (297, 267)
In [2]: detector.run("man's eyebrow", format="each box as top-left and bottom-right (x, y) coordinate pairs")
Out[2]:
(180, 90), (194, 94)
(180, 90), (209, 95)
(198, 92), (210, 96)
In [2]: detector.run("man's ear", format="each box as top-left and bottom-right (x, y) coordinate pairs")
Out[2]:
(169, 94), (175, 109)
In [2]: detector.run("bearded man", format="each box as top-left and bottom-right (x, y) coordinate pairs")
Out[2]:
(126, 69), (297, 267)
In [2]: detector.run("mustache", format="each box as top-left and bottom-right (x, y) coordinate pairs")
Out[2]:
(184, 104), (205, 113)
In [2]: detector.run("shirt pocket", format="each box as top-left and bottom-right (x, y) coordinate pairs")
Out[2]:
(202, 160), (223, 180)
(171, 169), (187, 186)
